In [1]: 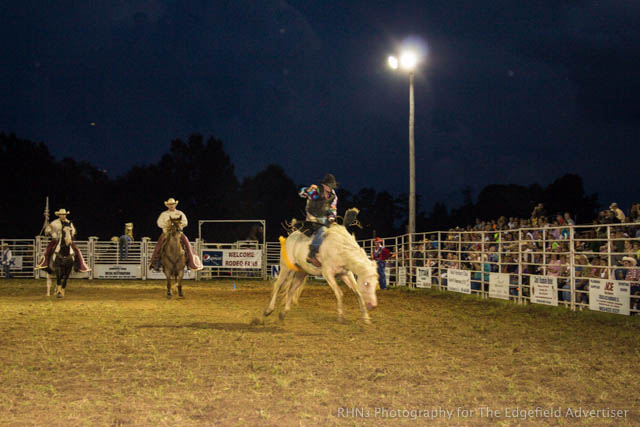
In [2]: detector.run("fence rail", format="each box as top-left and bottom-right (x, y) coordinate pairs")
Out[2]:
(364, 222), (639, 315)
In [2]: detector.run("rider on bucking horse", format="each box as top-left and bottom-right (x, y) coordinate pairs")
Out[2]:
(299, 173), (339, 267)
(149, 198), (203, 272)
(35, 208), (91, 272)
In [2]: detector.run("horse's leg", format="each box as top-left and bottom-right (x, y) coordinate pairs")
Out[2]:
(265, 267), (292, 317)
(323, 273), (345, 323)
(177, 267), (185, 298)
(287, 272), (308, 306)
(55, 272), (63, 298)
(60, 265), (71, 297)
(341, 272), (371, 324)
(280, 272), (307, 320)
(166, 274), (172, 299)
(46, 273), (52, 296)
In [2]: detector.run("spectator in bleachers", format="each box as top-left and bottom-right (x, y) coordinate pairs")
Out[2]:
(561, 254), (589, 304)
(630, 203), (640, 223)
(469, 252), (483, 291)
(531, 203), (546, 220)
(621, 257), (640, 312)
(563, 212), (575, 226)
(545, 253), (566, 277)
(609, 203), (626, 223)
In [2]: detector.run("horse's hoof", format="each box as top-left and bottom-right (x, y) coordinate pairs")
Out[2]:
(178, 293), (184, 298)
(363, 318), (372, 325)
(337, 316), (346, 324)
(264, 308), (273, 317)
(56, 293), (62, 299)
(278, 312), (286, 321)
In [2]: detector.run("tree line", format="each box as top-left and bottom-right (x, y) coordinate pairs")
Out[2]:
(0, 132), (600, 241)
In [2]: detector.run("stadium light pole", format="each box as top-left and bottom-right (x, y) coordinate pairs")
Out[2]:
(388, 51), (418, 237)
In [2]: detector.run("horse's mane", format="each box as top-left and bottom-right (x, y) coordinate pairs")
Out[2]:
(323, 226), (375, 276)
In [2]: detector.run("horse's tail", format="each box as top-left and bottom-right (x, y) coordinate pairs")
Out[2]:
(279, 236), (301, 272)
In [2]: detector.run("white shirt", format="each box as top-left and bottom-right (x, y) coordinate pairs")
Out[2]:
(1, 248), (11, 265)
(157, 209), (188, 230)
(45, 218), (77, 240)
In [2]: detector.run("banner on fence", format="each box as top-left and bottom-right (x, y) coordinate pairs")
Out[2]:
(589, 279), (630, 316)
(397, 267), (407, 286)
(531, 275), (558, 306)
(202, 249), (262, 269)
(94, 264), (141, 279)
(447, 269), (471, 294)
(489, 273), (510, 300)
(416, 267), (431, 288)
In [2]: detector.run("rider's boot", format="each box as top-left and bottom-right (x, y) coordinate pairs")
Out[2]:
(306, 245), (321, 268)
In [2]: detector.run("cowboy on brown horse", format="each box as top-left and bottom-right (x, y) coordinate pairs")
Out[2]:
(35, 208), (91, 273)
(149, 198), (203, 272)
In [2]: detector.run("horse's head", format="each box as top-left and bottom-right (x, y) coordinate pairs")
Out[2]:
(356, 260), (379, 310)
(61, 224), (73, 247)
(167, 215), (183, 234)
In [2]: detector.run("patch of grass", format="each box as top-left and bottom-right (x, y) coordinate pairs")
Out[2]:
(0, 279), (638, 425)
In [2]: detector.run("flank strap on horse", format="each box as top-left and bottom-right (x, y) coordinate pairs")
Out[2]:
(279, 236), (302, 272)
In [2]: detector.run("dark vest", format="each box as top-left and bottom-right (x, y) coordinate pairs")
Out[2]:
(306, 191), (336, 224)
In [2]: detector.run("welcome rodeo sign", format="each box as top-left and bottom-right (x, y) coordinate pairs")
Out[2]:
(202, 249), (262, 269)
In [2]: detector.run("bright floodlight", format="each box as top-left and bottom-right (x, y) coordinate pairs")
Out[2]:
(388, 56), (398, 70)
(400, 51), (417, 70)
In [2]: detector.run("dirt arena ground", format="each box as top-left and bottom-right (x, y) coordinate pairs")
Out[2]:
(0, 279), (638, 426)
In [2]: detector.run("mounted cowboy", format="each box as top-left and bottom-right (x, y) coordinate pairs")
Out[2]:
(149, 198), (203, 272)
(298, 173), (338, 267)
(35, 208), (91, 272)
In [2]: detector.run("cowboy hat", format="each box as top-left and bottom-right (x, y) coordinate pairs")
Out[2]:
(55, 208), (70, 216)
(622, 256), (637, 265)
(164, 198), (179, 207)
(609, 202), (618, 209)
(320, 173), (338, 189)
(374, 237), (382, 243)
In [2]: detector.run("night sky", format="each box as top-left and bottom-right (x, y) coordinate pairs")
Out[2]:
(2, 1), (639, 211)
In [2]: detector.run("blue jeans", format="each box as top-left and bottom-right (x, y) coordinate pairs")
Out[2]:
(3, 264), (11, 278)
(376, 260), (386, 289)
(309, 226), (326, 257)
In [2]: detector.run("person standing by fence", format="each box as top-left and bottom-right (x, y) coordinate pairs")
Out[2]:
(1, 243), (12, 278)
(372, 237), (391, 290)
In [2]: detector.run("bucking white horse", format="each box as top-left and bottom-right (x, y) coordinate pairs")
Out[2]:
(264, 224), (379, 324)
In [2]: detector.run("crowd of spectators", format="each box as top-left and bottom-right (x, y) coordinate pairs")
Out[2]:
(382, 202), (640, 311)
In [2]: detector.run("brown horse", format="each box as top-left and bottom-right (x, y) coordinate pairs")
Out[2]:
(161, 216), (187, 298)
